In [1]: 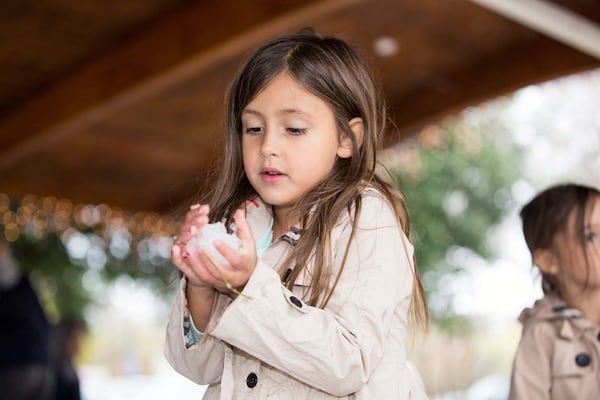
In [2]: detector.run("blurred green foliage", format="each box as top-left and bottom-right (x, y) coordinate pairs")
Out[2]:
(11, 233), (91, 321)
(389, 107), (523, 328)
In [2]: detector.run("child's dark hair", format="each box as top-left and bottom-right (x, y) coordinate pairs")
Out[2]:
(520, 183), (600, 295)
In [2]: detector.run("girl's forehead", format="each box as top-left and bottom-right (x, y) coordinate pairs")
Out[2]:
(559, 206), (583, 237)
(561, 195), (600, 235)
(243, 74), (331, 116)
(586, 195), (600, 226)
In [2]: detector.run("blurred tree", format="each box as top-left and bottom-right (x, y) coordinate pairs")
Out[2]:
(386, 102), (524, 329)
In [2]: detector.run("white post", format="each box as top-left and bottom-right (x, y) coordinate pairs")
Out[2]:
(469, 0), (600, 60)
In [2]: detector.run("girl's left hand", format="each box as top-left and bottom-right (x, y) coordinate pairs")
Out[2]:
(194, 208), (258, 297)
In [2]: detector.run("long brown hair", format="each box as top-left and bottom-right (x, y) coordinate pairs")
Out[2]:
(520, 183), (600, 296)
(202, 30), (428, 330)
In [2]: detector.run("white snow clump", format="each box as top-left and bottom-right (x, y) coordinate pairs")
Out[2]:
(186, 222), (240, 265)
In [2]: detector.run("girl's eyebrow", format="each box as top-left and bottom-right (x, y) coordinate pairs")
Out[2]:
(241, 109), (261, 117)
(242, 108), (310, 117)
(277, 108), (309, 117)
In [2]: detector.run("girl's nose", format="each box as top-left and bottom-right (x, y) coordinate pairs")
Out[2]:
(259, 131), (278, 158)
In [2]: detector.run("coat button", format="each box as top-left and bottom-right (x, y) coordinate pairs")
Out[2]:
(575, 353), (591, 367)
(246, 372), (258, 388)
(290, 296), (302, 308)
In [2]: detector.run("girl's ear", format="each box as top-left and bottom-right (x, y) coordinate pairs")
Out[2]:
(337, 117), (364, 159)
(533, 249), (559, 275)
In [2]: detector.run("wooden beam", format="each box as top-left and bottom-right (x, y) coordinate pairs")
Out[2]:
(0, 0), (363, 172)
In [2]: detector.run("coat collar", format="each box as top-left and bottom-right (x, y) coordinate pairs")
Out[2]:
(520, 295), (598, 339)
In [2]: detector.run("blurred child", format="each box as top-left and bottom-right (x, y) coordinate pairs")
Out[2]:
(52, 318), (84, 400)
(165, 30), (429, 399)
(0, 239), (54, 400)
(509, 183), (600, 399)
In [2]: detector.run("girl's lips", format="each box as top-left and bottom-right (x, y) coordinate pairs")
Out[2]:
(260, 169), (286, 183)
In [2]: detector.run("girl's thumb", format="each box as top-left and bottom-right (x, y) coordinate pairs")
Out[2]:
(234, 208), (254, 243)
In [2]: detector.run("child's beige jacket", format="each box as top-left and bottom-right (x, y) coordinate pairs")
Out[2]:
(509, 295), (600, 399)
(165, 189), (427, 399)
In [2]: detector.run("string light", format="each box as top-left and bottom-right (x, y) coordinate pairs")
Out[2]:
(0, 193), (180, 263)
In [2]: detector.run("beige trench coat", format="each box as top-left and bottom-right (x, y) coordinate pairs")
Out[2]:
(509, 295), (600, 400)
(164, 189), (427, 399)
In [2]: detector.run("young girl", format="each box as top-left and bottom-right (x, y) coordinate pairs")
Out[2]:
(509, 183), (600, 399)
(165, 30), (429, 399)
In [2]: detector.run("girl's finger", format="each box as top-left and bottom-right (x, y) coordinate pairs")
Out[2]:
(184, 249), (223, 288)
(234, 209), (258, 256)
(213, 240), (242, 267)
(174, 224), (198, 246)
(173, 242), (216, 286)
(233, 208), (254, 243)
(197, 250), (243, 294)
(174, 253), (204, 285)
(185, 203), (209, 219)
(176, 206), (210, 245)
(171, 242), (184, 266)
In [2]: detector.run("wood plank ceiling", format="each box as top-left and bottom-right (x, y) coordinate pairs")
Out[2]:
(1, 0), (599, 214)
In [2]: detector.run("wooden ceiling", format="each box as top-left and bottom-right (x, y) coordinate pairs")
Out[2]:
(1, 0), (599, 214)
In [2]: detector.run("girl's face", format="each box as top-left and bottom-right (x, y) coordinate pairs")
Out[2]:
(552, 195), (600, 293)
(241, 73), (351, 220)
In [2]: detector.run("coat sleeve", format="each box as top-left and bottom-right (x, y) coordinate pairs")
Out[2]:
(509, 321), (553, 400)
(164, 278), (229, 385)
(209, 192), (415, 396)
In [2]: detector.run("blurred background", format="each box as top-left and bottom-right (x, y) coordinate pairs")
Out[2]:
(1, 1), (599, 399)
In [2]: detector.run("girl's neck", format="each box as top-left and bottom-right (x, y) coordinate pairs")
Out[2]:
(562, 288), (600, 325)
(272, 208), (299, 240)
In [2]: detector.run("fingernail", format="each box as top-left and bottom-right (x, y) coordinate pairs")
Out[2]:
(191, 203), (200, 210)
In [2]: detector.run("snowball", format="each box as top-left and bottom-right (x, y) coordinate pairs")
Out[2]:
(186, 222), (240, 265)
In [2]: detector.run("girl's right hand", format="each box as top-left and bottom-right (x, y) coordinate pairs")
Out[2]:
(171, 204), (213, 288)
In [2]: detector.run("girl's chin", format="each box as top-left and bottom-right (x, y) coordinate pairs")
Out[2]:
(256, 194), (297, 209)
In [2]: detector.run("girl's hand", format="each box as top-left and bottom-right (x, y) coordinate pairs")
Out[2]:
(171, 204), (213, 288)
(172, 206), (258, 297)
(201, 208), (257, 297)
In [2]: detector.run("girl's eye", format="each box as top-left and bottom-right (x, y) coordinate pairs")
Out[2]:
(245, 127), (263, 135)
(286, 127), (307, 135)
(585, 232), (598, 244)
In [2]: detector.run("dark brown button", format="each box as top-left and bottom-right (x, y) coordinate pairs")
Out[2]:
(290, 296), (302, 308)
(575, 353), (591, 367)
(246, 372), (258, 388)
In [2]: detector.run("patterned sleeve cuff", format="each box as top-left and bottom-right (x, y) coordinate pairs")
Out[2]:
(183, 313), (204, 348)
